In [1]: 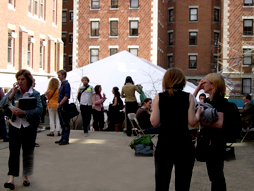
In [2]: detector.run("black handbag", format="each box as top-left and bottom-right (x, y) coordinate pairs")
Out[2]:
(66, 103), (79, 119)
(195, 130), (210, 162)
(224, 144), (236, 161)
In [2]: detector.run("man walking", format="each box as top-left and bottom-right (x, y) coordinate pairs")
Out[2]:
(55, 70), (71, 145)
(78, 76), (94, 137)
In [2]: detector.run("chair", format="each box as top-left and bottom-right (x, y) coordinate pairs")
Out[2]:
(241, 127), (254, 142)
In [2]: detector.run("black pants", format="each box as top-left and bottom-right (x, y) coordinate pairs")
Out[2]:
(57, 106), (70, 143)
(155, 144), (195, 191)
(93, 109), (104, 131)
(8, 124), (37, 177)
(80, 105), (92, 133)
(125, 102), (138, 136)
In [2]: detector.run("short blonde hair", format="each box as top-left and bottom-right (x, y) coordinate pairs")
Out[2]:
(162, 68), (186, 96)
(48, 78), (60, 89)
(206, 73), (225, 100)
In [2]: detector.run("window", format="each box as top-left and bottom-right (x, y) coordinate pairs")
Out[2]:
(189, 32), (197, 45)
(63, 54), (66, 69)
(169, 9), (173, 22)
(129, 48), (138, 56)
(242, 78), (251, 94)
(9, 0), (15, 7)
(53, 0), (56, 23)
(189, 55), (197, 69)
(70, 11), (73, 21)
(69, 55), (72, 66)
(91, 0), (99, 9)
(39, 40), (45, 69)
(69, 33), (73, 44)
(90, 49), (99, 63)
(243, 49), (252, 65)
(214, 32), (219, 46)
(28, 0), (32, 13)
(62, 11), (67, 23)
(169, 32), (173, 45)
(110, 48), (118, 55)
(214, 9), (219, 22)
(40, 0), (44, 18)
(8, 32), (14, 65)
(110, 21), (118, 36)
(244, 0), (253, 6)
(27, 37), (33, 67)
(129, 21), (138, 36)
(34, 0), (38, 15)
(111, 0), (118, 8)
(62, 33), (66, 46)
(168, 56), (173, 68)
(214, 56), (218, 69)
(243, 19), (253, 35)
(130, 0), (138, 8)
(91, 21), (99, 36)
(190, 8), (198, 21)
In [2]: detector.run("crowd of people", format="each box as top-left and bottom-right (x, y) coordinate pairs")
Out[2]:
(0, 67), (252, 191)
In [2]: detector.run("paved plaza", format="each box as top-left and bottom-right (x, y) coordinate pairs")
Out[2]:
(0, 130), (254, 191)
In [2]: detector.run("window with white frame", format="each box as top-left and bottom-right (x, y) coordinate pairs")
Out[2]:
(91, 21), (99, 36)
(243, 49), (252, 65)
(8, 32), (14, 65)
(62, 10), (67, 23)
(189, 55), (197, 69)
(27, 37), (33, 67)
(39, 40), (45, 69)
(69, 55), (72, 66)
(63, 54), (66, 69)
(214, 32), (219, 46)
(110, 21), (118, 36)
(129, 48), (138, 56)
(110, 48), (118, 55)
(130, 0), (138, 8)
(28, 0), (32, 13)
(129, 21), (138, 36)
(242, 78), (251, 94)
(169, 32), (173, 45)
(90, 49), (99, 63)
(190, 8), (198, 21)
(70, 11), (73, 21)
(69, 33), (73, 44)
(91, 0), (99, 9)
(9, 0), (15, 7)
(111, 0), (118, 8)
(169, 9), (173, 22)
(244, 0), (253, 6)
(214, 56), (218, 69)
(62, 32), (67, 46)
(168, 56), (173, 68)
(189, 32), (197, 45)
(34, 0), (38, 15)
(53, 0), (56, 23)
(214, 8), (219, 22)
(40, 0), (44, 18)
(243, 19), (253, 35)
(54, 42), (57, 71)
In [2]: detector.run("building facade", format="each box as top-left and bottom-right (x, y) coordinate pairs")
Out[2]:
(0, 0), (63, 91)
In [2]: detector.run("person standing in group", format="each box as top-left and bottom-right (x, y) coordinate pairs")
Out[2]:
(150, 68), (203, 191)
(121, 76), (142, 136)
(193, 73), (227, 191)
(0, 69), (42, 190)
(239, 94), (254, 130)
(55, 70), (71, 146)
(45, 78), (61, 136)
(78, 76), (94, 137)
(111, 87), (122, 132)
(0, 87), (9, 142)
(92, 85), (106, 131)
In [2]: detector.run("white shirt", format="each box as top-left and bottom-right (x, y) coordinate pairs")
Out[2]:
(80, 85), (95, 106)
(9, 87), (33, 129)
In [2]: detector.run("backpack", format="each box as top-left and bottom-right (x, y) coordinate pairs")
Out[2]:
(117, 97), (124, 110)
(223, 100), (242, 143)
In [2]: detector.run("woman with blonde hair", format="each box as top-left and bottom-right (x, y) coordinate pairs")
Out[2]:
(150, 68), (203, 191)
(193, 73), (227, 191)
(45, 78), (61, 136)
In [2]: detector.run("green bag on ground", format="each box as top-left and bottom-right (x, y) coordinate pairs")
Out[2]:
(130, 134), (152, 149)
(138, 85), (146, 103)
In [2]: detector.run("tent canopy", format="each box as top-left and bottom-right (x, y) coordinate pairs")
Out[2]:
(35, 51), (200, 107)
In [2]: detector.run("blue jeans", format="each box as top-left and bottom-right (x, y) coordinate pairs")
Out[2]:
(143, 124), (161, 134)
(57, 106), (70, 143)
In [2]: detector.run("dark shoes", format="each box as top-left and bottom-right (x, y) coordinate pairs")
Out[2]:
(3, 138), (9, 142)
(58, 133), (61, 136)
(4, 182), (15, 190)
(55, 140), (62, 144)
(23, 180), (30, 187)
(59, 141), (69, 145)
(35, 143), (40, 147)
(47, 133), (54, 136)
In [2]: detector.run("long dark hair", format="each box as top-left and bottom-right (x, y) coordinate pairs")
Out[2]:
(124, 76), (134, 85)
(141, 98), (152, 106)
(94, 85), (101, 94)
(113, 87), (120, 97)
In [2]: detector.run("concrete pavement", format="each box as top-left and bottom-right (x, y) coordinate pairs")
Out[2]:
(0, 130), (254, 191)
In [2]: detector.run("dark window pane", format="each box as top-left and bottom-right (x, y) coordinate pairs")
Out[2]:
(110, 21), (118, 36)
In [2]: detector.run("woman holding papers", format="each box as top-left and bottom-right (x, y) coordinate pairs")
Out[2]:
(0, 69), (42, 190)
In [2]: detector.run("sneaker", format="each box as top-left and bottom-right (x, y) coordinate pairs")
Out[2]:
(84, 133), (88, 137)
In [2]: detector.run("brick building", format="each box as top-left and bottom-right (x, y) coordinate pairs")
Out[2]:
(0, 0), (63, 91)
(220, 0), (254, 97)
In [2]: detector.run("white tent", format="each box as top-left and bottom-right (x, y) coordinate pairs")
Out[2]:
(35, 51), (200, 108)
